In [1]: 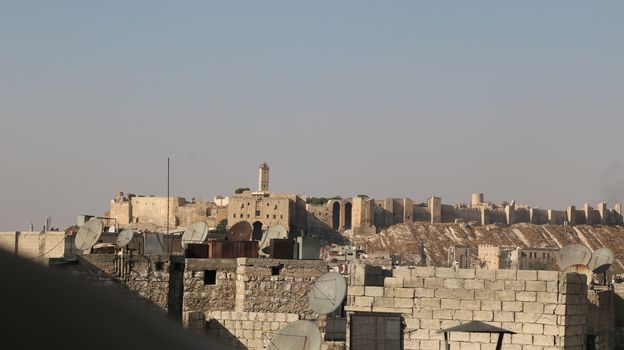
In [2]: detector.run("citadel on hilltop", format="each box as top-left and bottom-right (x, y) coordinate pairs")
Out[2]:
(106, 163), (624, 235)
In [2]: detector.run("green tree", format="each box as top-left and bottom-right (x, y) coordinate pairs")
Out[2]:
(306, 197), (329, 205)
(216, 219), (227, 235)
(235, 187), (250, 194)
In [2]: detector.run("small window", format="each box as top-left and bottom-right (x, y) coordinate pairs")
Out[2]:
(267, 203), (270, 206)
(233, 214), (236, 218)
(273, 215), (276, 219)
(247, 214), (250, 218)
(255, 210), (261, 217)
(271, 266), (282, 276)
(280, 215), (283, 219)
(266, 214), (269, 219)
(240, 214), (243, 218)
(204, 270), (217, 285)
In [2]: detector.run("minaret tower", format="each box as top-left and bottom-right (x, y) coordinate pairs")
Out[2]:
(258, 162), (269, 192)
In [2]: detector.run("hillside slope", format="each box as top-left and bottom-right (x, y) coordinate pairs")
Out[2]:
(345, 223), (624, 273)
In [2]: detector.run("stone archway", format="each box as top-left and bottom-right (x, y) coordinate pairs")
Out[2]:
(345, 202), (352, 230)
(332, 202), (340, 230)
(252, 221), (263, 241)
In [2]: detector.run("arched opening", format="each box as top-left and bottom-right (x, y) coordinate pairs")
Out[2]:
(345, 202), (352, 229)
(252, 221), (263, 241)
(332, 202), (340, 230)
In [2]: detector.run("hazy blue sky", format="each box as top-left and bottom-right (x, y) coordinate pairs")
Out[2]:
(1, 1), (623, 230)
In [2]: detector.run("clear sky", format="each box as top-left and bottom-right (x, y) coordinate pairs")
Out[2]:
(1, 1), (623, 230)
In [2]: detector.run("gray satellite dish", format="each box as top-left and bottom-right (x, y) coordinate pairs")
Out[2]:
(259, 225), (288, 256)
(74, 219), (103, 251)
(556, 244), (592, 271)
(309, 272), (347, 315)
(181, 221), (209, 246)
(116, 229), (134, 248)
(267, 320), (321, 350)
(588, 247), (614, 273)
(227, 221), (252, 241)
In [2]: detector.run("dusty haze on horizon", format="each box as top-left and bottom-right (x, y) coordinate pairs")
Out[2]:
(1, 1), (623, 230)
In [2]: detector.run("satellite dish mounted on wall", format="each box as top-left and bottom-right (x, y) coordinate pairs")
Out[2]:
(259, 225), (288, 256)
(588, 247), (614, 273)
(116, 228), (134, 248)
(556, 244), (592, 271)
(267, 320), (321, 350)
(227, 221), (252, 241)
(181, 221), (209, 247)
(308, 272), (347, 315)
(74, 219), (103, 251)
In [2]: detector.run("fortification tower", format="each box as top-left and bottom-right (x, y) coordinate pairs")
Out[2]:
(472, 193), (484, 206)
(258, 162), (269, 192)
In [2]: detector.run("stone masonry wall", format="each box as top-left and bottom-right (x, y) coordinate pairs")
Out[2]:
(235, 258), (328, 321)
(183, 259), (238, 313)
(345, 266), (588, 350)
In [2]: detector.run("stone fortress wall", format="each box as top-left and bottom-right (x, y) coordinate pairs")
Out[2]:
(104, 162), (624, 236)
(107, 190), (624, 239)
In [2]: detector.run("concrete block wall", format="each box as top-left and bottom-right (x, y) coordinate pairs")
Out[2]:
(0, 231), (66, 261)
(614, 284), (624, 350)
(0, 232), (17, 253)
(585, 288), (614, 350)
(345, 266), (589, 350)
(205, 311), (299, 350)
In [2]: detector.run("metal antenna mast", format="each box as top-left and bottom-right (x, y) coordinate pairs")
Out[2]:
(167, 157), (170, 256)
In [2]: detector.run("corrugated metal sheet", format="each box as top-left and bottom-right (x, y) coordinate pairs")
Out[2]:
(185, 243), (209, 258)
(208, 240), (258, 259)
(269, 239), (295, 259)
(350, 312), (402, 350)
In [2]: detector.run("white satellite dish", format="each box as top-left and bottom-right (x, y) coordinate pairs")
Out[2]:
(556, 244), (592, 271)
(74, 219), (103, 251)
(309, 272), (347, 315)
(259, 225), (288, 256)
(267, 320), (321, 350)
(588, 247), (614, 273)
(181, 221), (209, 246)
(116, 229), (134, 248)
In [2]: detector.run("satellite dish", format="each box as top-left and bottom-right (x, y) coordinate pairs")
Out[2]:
(309, 272), (347, 315)
(259, 225), (288, 256)
(227, 221), (252, 241)
(588, 247), (614, 273)
(74, 219), (103, 251)
(181, 221), (209, 246)
(267, 320), (321, 350)
(116, 229), (134, 248)
(556, 244), (592, 271)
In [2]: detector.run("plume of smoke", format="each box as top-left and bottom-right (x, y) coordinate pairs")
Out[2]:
(600, 163), (624, 205)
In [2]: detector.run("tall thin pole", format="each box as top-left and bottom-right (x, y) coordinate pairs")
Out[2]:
(167, 157), (170, 256)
